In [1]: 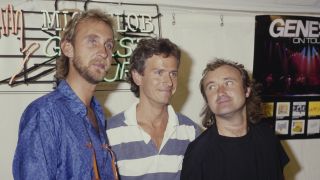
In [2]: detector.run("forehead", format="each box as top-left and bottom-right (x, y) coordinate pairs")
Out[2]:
(75, 19), (113, 38)
(145, 54), (178, 69)
(204, 65), (242, 82)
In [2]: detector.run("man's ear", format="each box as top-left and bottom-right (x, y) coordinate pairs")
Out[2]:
(132, 70), (142, 86)
(245, 87), (251, 98)
(61, 41), (74, 59)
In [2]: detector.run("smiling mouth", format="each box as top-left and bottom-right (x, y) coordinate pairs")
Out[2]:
(160, 89), (173, 95)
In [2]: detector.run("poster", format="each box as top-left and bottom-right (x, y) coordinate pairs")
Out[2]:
(291, 120), (305, 135)
(308, 101), (320, 117)
(262, 102), (274, 117)
(253, 15), (320, 139)
(276, 102), (290, 118)
(307, 119), (320, 135)
(275, 120), (289, 135)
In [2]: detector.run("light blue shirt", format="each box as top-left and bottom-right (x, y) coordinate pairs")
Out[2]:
(13, 80), (115, 180)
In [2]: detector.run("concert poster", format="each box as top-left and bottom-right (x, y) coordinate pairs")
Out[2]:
(253, 15), (320, 139)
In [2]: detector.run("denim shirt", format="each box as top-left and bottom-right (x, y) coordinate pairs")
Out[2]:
(13, 80), (115, 180)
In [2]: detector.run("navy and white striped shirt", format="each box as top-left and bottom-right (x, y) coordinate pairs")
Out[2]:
(107, 102), (201, 180)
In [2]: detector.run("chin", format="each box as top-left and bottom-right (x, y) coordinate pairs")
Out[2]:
(158, 99), (170, 105)
(88, 80), (101, 85)
(86, 76), (104, 84)
(214, 109), (234, 116)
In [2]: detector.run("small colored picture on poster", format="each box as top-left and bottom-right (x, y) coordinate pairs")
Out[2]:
(262, 102), (274, 117)
(275, 120), (289, 135)
(307, 119), (320, 135)
(291, 120), (305, 135)
(292, 102), (306, 118)
(309, 101), (320, 117)
(276, 102), (290, 118)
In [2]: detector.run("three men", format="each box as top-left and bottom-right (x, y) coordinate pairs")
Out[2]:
(12, 9), (288, 180)
(107, 38), (201, 180)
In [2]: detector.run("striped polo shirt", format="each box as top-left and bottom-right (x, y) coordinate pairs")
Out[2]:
(106, 102), (201, 180)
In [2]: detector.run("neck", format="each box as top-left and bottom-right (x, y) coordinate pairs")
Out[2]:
(66, 76), (96, 107)
(136, 101), (169, 126)
(216, 115), (248, 137)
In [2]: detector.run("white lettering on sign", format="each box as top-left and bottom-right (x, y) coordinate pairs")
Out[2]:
(269, 18), (320, 38)
(114, 13), (154, 33)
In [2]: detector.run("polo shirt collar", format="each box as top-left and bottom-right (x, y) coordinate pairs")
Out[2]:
(124, 101), (179, 127)
(124, 101), (179, 149)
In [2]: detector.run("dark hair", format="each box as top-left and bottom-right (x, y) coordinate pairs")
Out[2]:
(200, 58), (263, 128)
(55, 9), (114, 80)
(128, 38), (181, 97)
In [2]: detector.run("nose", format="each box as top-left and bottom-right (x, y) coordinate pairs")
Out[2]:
(163, 73), (173, 86)
(217, 84), (226, 95)
(98, 44), (109, 59)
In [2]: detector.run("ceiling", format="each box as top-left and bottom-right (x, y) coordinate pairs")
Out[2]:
(113, 0), (320, 14)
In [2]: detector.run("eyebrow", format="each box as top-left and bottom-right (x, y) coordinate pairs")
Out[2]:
(85, 34), (114, 42)
(151, 68), (178, 71)
(106, 38), (114, 42)
(204, 77), (236, 86)
(223, 77), (237, 81)
(86, 34), (99, 39)
(204, 80), (216, 88)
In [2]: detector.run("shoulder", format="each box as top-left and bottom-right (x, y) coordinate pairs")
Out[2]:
(17, 90), (65, 140)
(185, 127), (212, 154)
(107, 112), (126, 129)
(250, 120), (282, 148)
(176, 113), (203, 136)
(183, 127), (213, 166)
(251, 120), (276, 138)
(26, 90), (64, 111)
(176, 113), (200, 127)
(106, 112), (133, 146)
(181, 128), (214, 179)
(21, 91), (63, 122)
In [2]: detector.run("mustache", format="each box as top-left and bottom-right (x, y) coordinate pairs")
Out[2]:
(216, 94), (231, 103)
(91, 57), (110, 66)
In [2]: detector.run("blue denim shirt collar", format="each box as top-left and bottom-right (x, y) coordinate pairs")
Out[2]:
(57, 80), (105, 128)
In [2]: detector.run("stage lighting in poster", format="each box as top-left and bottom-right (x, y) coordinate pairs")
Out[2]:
(292, 102), (306, 118)
(276, 102), (290, 118)
(262, 102), (274, 117)
(275, 120), (289, 135)
(253, 15), (320, 96)
(308, 101), (320, 117)
(307, 119), (320, 135)
(291, 120), (305, 135)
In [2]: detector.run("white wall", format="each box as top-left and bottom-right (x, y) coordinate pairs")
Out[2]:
(1, 1), (320, 179)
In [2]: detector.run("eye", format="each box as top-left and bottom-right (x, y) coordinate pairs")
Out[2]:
(155, 70), (163, 76)
(225, 80), (234, 87)
(88, 37), (97, 45)
(170, 71), (178, 78)
(105, 42), (114, 50)
(207, 83), (217, 91)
